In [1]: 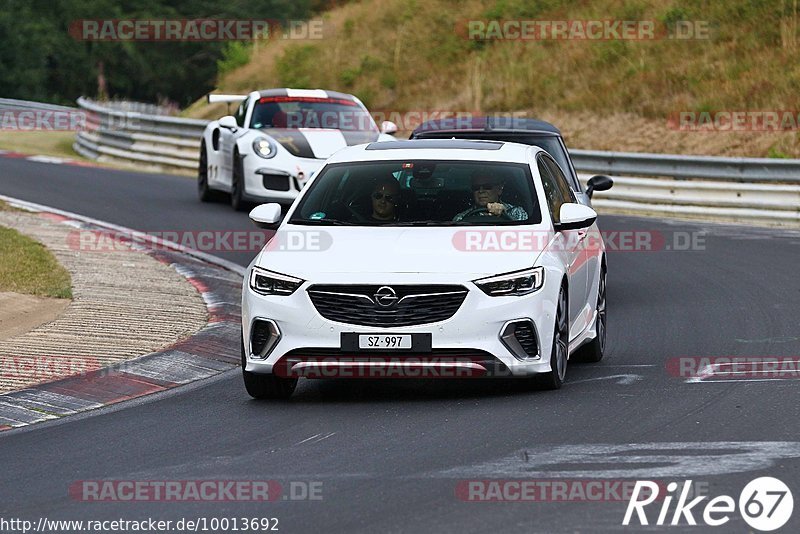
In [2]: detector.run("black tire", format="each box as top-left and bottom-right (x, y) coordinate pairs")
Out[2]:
(574, 265), (607, 363)
(198, 140), (224, 202)
(241, 338), (297, 400)
(535, 285), (569, 390)
(231, 149), (247, 212)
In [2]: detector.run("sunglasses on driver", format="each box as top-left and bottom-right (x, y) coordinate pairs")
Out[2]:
(471, 182), (501, 191)
(372, 191), (397, 202)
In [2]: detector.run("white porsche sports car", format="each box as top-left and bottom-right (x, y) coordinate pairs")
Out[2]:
(199, 88), (397, 210)
(240, 139), (608, 399)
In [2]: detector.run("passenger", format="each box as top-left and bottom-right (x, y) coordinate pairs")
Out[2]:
(453, 171), (527, 221)
(370, 176), (401, 222)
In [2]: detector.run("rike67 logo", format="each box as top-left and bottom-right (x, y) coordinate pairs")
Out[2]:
(623, 477), (793, 531)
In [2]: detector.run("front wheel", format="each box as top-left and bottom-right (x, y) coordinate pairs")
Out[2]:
(198, 140), (215, 202)
(241, 339), (297, 399)
(535, 286), (569, 390)
(231, 150), (247, 212)
(574, 266), (606, 363)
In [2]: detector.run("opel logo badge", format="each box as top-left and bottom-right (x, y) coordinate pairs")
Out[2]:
(373, 286), (398, 308)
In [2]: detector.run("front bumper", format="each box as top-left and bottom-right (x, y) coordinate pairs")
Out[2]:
(241, 272), (561, 378)
(242, 154), (323, 202)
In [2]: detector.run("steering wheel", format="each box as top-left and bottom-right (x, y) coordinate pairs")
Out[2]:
(458, 206), (513, 222)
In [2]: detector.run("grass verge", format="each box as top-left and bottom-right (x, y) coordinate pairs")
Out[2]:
(0, 131), (77, 159)
(0, 223), (72, 299)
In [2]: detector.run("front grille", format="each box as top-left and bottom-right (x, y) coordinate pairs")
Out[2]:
(513, 321), (539, 358)
(307, 284), (467, 327)
(262, 173), (290, 191)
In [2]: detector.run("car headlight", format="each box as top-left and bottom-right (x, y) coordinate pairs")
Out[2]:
(252, 136), (277, 159)
(249, 267), (304, 295)
(474, 267), (544, 296)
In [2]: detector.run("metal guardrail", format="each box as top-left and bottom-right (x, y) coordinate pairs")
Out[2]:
(0, 98), (75, 112)
(74, 97), (206, 169)
(2, 97), (798, 225)
(570, 149), (800, 183)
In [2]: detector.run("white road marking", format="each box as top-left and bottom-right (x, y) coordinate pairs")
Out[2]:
(296, 432), (336, 445)
(436, 442), (800, 479)
(686, 359), (800, 383)
(570, 374), (643, 385)
(26, 155), (66, 164)
(599, 364), (657, 368)
(688, 378), (800, 383)
(296, 434), (322, 445)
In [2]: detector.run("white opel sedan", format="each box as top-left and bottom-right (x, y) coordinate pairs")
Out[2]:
(241, 139), (607, 398)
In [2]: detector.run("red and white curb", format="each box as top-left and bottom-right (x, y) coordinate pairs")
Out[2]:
(0, 195), (245, 431)
(0, 149), (100, 168)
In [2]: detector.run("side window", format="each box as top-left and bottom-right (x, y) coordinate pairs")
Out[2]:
(544, 157), (575, 204)
(537, 158), (566, 224)
(234, 98), (248, 127)
(558, 139), (583, 191)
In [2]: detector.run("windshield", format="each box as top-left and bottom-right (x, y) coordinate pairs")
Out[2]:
(288, 160), (542, 226)
(250, 96), (377, 132)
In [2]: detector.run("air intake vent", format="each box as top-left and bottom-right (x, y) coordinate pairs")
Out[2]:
(500, 320), (540, 360)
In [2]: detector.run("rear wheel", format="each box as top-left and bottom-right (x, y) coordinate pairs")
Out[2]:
(535, 286), (569, 390)
(575, 265), (607, 363)
(241, 338), (297, 399)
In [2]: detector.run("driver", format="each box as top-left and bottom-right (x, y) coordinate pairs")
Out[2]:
(370, 176), (401, 222)
(453, 170), (528, 221)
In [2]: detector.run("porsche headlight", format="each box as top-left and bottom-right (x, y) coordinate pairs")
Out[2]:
(249, 267), (303, 295)
(474, 267), (544, 296)
(252, 136), (277, 159)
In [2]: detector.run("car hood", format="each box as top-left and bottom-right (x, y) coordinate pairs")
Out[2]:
(253, 225), (551, 282)
(261, 128), (379, 159)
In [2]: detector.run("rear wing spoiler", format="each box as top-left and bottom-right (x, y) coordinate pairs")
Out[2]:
(207, 94), (247, 104)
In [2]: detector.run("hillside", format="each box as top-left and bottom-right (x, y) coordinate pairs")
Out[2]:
(186, 0), (800, 158)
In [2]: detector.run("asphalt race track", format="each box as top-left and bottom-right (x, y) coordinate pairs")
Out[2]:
(2, 157), (800, 533)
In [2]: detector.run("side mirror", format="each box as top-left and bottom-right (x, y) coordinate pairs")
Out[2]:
(249, 203), (282, 229)
(380, 120), (398, 135)
(219, 115), (238, 130)
(586, 175), (613, 198)
(555, 203), (597, 231)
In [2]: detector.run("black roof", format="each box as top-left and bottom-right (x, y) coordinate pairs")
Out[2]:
(366, 139), (504, 151)
(411, 116), (561, 136)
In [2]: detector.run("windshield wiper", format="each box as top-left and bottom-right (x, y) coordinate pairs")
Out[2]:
(290, 218), (357, 226)
(393, 220), (455, 226)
